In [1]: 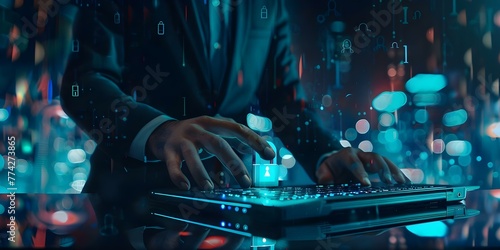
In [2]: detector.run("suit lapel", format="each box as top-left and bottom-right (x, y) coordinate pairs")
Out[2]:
(218, 2), (251, 103)
(171, 0), (211, 88)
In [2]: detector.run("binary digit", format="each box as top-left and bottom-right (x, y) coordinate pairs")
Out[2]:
(403, 45), (409, 64)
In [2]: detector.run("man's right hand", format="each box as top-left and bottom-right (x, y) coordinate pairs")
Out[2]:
(147, 116), (276, 191)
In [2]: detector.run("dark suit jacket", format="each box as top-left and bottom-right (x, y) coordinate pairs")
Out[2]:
(61, 0), (342, 194)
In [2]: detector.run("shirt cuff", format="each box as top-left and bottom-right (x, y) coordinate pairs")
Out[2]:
(128, 115), (177, 162)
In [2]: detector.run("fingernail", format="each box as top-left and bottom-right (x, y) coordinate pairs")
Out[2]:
(180, 182), (190, 190)
(241, 174), (252, 188)
(264, 147), (275, 159)
(203, 180), (214, 191)
(399, 172), (408, 183)
(385, 173), (392, 183)
(363, 177), (371, 186)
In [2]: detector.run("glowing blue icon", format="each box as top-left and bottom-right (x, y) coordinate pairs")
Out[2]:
(253, 164), (279, 187)
(221, 204), (225, 210)
(221, 221), (226, 227)
(450, 0), (458, 16)
(401, 6), (409, 24)
(316, 0), (340, 23)
(413, 10), (422, 20)
(261, 6), (268, 19)
(157, 21), (165, 35)
(373, 36), (387, 52)
(72, 82), (79, 97)
(254, 140), (277, 165)
(354, 23), (372, 33)
(247, 113), (272, 132)
(341, 39), (353, 53)
(72, 40), (79, 52)
(114, 11), (120, 24)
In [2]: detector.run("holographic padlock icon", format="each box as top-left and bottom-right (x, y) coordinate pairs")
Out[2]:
(72, 39), (79, 52)
(157, 21), (165, 35)
(114, 11), (120, 24)
(72, 82), (79, 97)
(260, 6), (267, 19)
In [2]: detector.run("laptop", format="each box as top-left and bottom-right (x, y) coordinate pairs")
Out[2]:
(149, 182), (479, 226)
(149, 200), (479, 241)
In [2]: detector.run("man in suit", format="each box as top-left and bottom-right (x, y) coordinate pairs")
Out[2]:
(61, 0), (406, 194)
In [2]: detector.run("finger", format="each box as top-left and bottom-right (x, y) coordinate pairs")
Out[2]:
(179, 141), (214, 190)
(165, 148), (191, 190)
(225, 137), (253, 155)
(214, 114), (236, 123)
(323, 149), (371, 186)
(358, 153), (392, 184)
(383, 156), (406, 183)
(197, 131), (252, 188)
(197, 116), (275, 160)
(333, 150), (371, 185)
(316, 162), (335, 184)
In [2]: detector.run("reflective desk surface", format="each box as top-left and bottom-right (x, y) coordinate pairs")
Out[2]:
(1, 189), (500, 249)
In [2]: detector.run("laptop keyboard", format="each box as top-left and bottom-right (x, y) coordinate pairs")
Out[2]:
(201, 183), (436, 200)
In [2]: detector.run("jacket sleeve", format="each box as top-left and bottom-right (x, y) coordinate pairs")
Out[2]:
(60, 2), (165, 159)
(257, 0), (344, 182)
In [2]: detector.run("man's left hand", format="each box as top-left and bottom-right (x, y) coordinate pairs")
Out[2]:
(316, 147), (407, 186)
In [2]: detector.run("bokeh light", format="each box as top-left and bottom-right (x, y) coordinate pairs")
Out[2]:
(71, 180), (86, 192)
(464, 48), (472, 66)
(52, 211), (69, 224)
(67, 149), (86, 164)
(0, 109), (9, 121)
(379, 113), (395, 127)
(84, 140), (97, 154)
(431, 139), (445, 154)
(358, 140), (373, 152)
(494, 10), (500, 27)
(372, 91), (407, 112)
(406, 221), (447, 237)
(406, 74), (447, 93)
(281, 154), (296, 168)
(385, 139), (402, 153)
(446, 140), (472, 156)
(414, 109), (429, 124)
(443, 109), (467, 127)
(486, 122), (500, 138)
(247, 113), (272, 132)
(339, 140), (351, 147)
(483, 32), (492, 49)
(322, 95), (333, 107)
(413, 93), (442, 106)
(384, 128), (399, 143)
(355, 119), (370, 134)
(345, 128), (357, 141)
